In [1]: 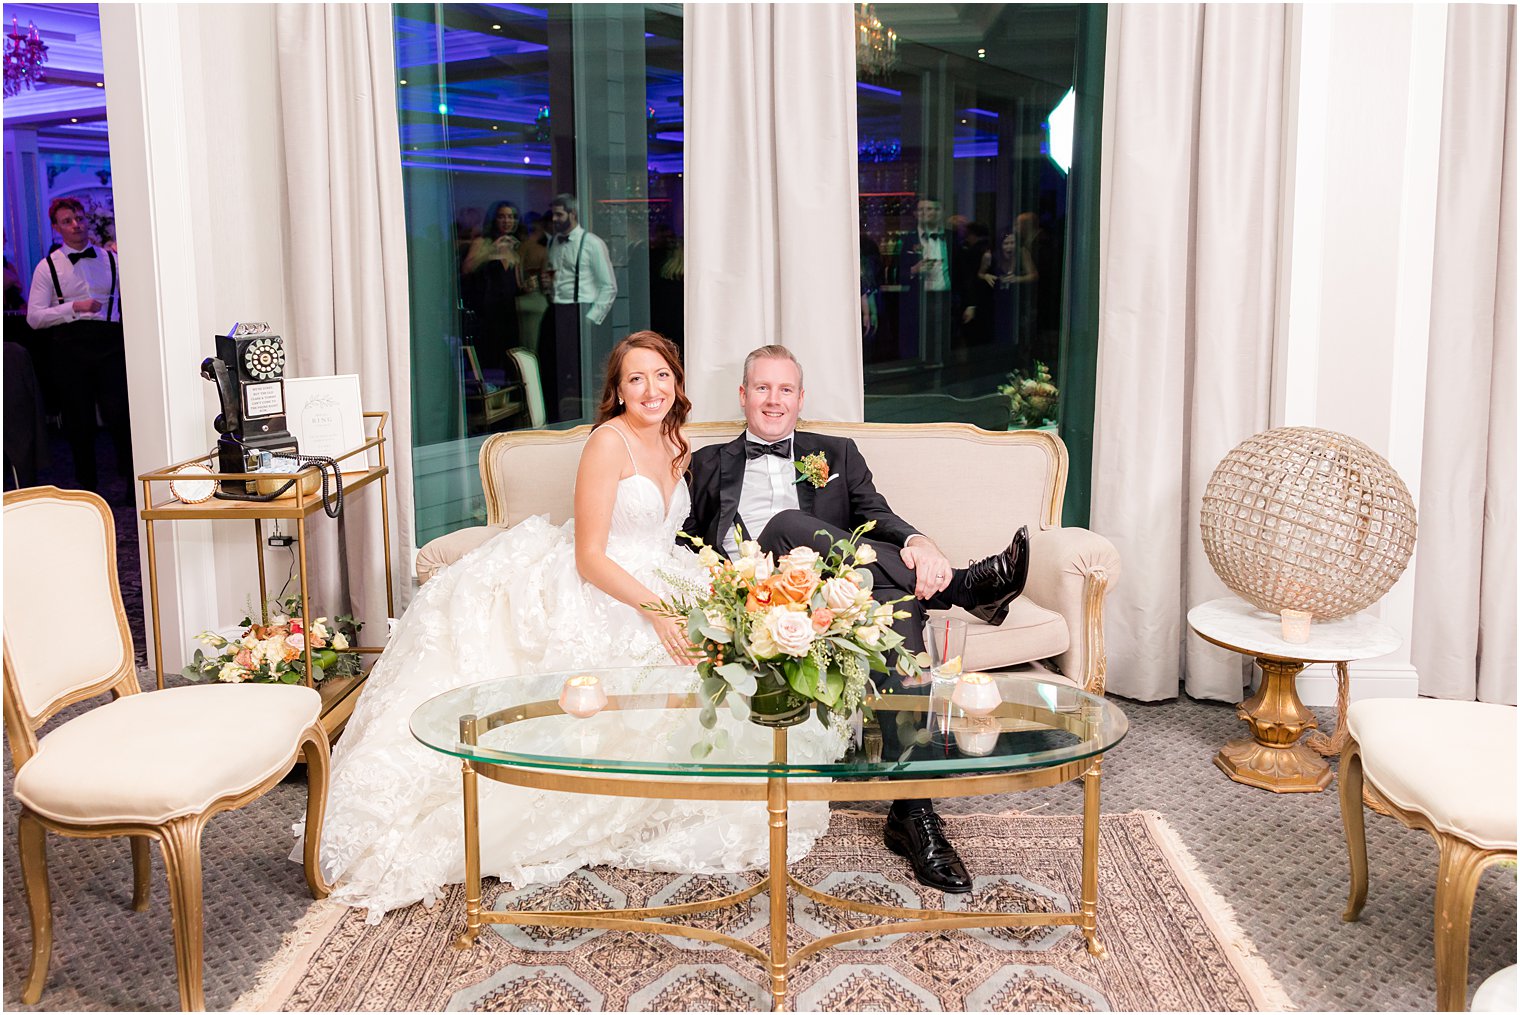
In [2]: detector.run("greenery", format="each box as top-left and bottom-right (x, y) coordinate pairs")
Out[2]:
(648, 521), (927, 758)
(183, 595), (363, 685)
(999, 361), (1060, 428)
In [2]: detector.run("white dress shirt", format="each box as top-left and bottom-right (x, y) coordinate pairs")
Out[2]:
(724, 430), (801, 558)
(548, 224), (617, 325)
(917, 231), (950, 292)
(26, 243), (122, 328)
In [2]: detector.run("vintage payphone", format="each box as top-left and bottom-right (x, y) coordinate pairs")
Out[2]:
(201, 322), (299, 492)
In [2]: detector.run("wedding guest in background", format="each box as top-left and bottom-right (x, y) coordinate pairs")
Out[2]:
(540, 193), (617, 423)
(25, 197), (132, 493)
(461, 200), (524, 379)
(514, 211), (550, 359)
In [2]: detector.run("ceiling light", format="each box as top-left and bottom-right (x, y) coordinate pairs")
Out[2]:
(94, 81), (103, 86)
(977, 48), (986, 59)
(399, 78), (408, 85)
(437, 102), (448, 114)
(492, 24), (502, 30)
(491, 124), (498, 130)
(70, 117), (77, 122)
(522, 156), (530, 164)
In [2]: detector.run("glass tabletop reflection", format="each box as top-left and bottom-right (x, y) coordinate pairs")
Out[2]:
(410, 665), (1126, 780)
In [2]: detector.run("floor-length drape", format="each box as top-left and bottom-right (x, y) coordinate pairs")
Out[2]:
(1411, 6), (1517, 705)
(684, 4), (863, 421)
(1091, 4), (1286, 702)
(274, 4), (416, 628)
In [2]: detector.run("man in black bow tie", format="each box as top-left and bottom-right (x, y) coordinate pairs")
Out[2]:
(25, 197), (132, 492)
(683, 345), (1030, 894)
(892, 195), (958, 371)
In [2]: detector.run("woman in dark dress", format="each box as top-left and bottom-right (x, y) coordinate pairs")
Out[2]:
(461, 200), (524, 379)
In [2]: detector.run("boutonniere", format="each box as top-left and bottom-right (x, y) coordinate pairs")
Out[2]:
(794, 451), (837, 489)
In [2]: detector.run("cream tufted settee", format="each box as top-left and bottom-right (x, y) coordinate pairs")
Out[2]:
(414, 421), (1121, 694)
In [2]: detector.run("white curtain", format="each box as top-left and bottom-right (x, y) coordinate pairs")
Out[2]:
(274, 4), (415, 630)
(684, 3), (863, 422)
(1410, 6), (1516, 704)
(1091, 4), (1286, 702)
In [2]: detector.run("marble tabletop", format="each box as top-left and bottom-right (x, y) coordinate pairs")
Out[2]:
(1187, 596), (1401, 663)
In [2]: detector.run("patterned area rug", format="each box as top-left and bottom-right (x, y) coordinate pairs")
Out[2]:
(240, 811), (1290, 1012)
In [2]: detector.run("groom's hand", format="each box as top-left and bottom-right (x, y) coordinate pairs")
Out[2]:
(900, 535), (952, 600)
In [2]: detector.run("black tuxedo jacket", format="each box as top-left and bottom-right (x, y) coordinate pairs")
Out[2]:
(682, 430), (919, 552)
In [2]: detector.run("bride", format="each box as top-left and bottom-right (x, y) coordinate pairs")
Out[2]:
(311, 331), (844, 922)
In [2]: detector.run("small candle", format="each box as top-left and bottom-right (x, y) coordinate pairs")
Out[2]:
(558, 674), (608, 718)
(955, 719), (1000, 757)
(950, 672), (1002, 718)
(1281, 609), (1312, 644)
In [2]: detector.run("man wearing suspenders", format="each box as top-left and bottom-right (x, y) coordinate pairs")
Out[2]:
(540, 193), (617, 424)
(24, 197), (133, 493)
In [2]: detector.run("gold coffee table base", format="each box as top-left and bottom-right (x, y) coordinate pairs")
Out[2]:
(450, 728), (1108, 1012)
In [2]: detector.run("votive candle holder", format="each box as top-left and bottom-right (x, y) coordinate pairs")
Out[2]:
(950, 671), (1002, 718)
(1280, 609), (1312, 644)
(559, 674), (608, 718)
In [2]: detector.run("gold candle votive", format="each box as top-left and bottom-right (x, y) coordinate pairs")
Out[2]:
(950, 671), (1002, 718)
(1280, 609), (1312, 644)
(559, 674), (608, 718)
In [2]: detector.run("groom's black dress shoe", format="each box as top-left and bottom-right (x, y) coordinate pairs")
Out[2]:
(884, 806), (972, 893)
(964, 524), (1030, 626)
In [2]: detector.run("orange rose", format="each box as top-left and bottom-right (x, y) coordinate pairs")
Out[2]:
(770, 568), (820, 606)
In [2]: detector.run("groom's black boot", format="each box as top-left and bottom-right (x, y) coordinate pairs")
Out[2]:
(884, 801), (972, 893)
(959, 525), (1030, 626)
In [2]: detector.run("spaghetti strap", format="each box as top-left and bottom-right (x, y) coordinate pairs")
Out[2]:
(601, 423), (640, 476)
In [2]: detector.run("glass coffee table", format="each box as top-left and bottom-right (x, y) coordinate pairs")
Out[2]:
(411, 666), (1127, 1011)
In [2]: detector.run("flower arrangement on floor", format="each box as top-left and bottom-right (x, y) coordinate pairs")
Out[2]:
(999, 361), (1059, 428)
(183, 596), (363, 685)
(649, 522), (926, 756)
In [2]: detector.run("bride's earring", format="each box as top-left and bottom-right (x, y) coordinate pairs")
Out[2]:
(618, 397), (624, 407)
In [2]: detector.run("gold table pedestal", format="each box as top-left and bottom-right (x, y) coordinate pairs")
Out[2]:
(1214, 656), (1332, 793)
(450, 724), (1108, 1012)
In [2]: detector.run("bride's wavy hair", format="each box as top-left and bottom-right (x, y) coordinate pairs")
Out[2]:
(594, 330), (692, 477)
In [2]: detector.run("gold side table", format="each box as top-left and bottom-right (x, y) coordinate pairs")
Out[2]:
(137, 412), (395, 736)
(1188, 596), (1401, 793)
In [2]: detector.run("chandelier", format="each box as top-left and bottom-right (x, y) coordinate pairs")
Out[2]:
(855, 4), (897, 79)
(4, 17), (48, 99)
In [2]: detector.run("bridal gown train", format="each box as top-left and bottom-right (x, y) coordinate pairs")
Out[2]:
(311, 457), (846, 922)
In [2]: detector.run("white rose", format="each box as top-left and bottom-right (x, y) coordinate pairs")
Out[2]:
(739, 539), (762, 559)
(286, 632), (306, 652)
(779, 546), (820, 573)
(766, 608), (816, 657)
(241, 633), (259, 649)
(697, 546), (722, 567)
(271, 613), (290, 626)
(854, 543), (878, 565)
(312, 619), (330, 641)
(748, 621), (783, 660)
(822, 577), (859, 612)
(704, 608), (731, 634)
(218, 663), (247, 683)
(332, 632), (349, 651)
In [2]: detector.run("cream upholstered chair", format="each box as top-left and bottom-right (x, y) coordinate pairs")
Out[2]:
(2, 487), (332, 1012)
(1339, 698), (1517, 1012)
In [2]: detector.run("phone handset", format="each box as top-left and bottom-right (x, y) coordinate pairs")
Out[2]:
(200, 356), (240, 435)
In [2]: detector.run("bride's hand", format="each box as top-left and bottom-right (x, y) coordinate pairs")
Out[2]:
(652, 613), (701, 664)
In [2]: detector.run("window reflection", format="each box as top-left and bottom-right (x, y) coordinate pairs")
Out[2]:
(857, 4), (1090, 431)
(395, 2), (683, 546)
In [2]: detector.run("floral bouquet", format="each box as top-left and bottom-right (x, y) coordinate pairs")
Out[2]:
(183, 595), (363, 685)
(999, 361), (1059, 427)
(649, 521), (926, 757)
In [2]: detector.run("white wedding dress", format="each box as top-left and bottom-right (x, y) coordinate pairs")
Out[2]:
(310, 445), (845, 922)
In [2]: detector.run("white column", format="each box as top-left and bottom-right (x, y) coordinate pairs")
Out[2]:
(1274, 4), (1447, 705)
(101, 4), (293, 677)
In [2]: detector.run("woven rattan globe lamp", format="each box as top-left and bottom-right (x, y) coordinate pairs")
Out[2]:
(1200, 427), (1417, 620)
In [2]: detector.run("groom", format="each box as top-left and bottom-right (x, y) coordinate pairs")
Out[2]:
(682, 344), (1029, 893)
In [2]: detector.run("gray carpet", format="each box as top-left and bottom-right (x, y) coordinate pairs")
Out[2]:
(4, 673), (1515, 1012)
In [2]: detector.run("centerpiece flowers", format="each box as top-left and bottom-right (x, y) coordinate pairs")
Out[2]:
(649, 521), (927, 757)
(183, 596), (363, 685)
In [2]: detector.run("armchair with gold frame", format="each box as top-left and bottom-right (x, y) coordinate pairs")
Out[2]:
(2, 486), (332, 1011)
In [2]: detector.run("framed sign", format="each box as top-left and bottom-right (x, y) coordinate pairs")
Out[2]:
(283, 374), (371, 469)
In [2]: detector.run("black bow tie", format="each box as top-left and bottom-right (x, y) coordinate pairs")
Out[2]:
(745, 439), (791, 460)
(67, 248), (96, 264)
